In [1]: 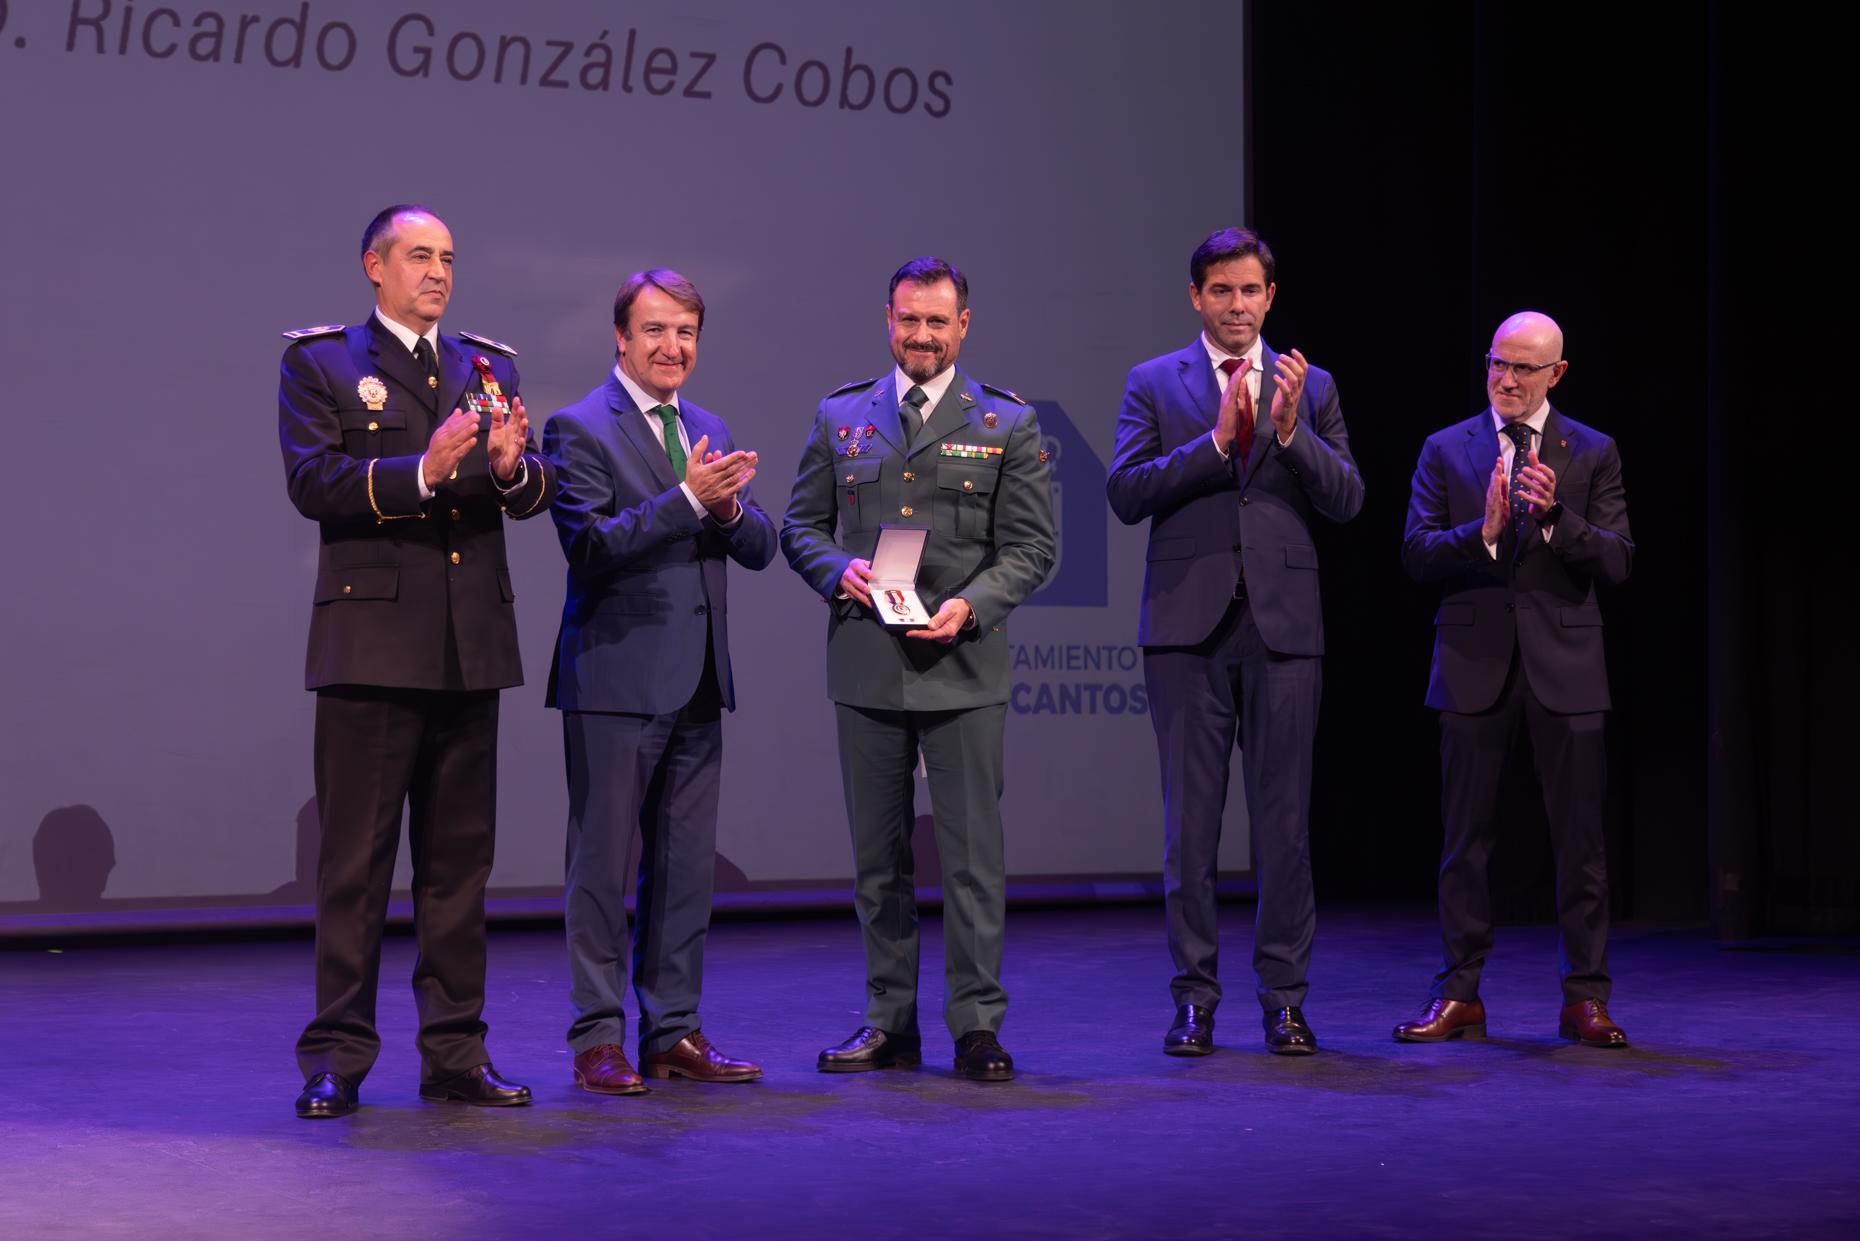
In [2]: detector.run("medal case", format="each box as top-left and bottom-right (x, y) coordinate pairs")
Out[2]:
(870, 524), (934, 626)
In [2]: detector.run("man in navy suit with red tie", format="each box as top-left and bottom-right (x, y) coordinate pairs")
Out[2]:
(1109, 228), (1364, 1057)
(1395, 311), (1634, 1049)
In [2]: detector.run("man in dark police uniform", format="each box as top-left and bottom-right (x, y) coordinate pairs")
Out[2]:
(278, 204), (556, 1118)
(782, 257), (1055, 1082)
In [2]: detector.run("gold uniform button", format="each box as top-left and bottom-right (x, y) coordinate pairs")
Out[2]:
(451, 509), (461, 520)
(367, 421), (379, 432)
(342, 585), (352, 594)
(450, 552), (460, 564)
(428, 376), (438, 388)
(903, 471), (915, 482)
(963, 480), (974, 491)
(846, 474), (855, 483)
(900, 506), (914, 517)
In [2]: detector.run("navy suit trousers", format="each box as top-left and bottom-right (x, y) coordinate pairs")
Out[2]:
(1144, 598), (1321, 1012)
(561, 636), (725, 1058)
(1434, 651), (1611, 1005)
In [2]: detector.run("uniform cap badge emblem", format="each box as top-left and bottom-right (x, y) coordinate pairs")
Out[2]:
(357, 376), (388, 411)
(838, 426), (850, 440)
(983, 412), (998, 428)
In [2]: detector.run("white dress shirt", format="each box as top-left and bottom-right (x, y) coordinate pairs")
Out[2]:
(615, 363), (743, 527)
(373, 308), (526, 499)
(1483, 400), (1555, 558)
(891, 362), (959, 437)
(1202, 331), (1294, 457)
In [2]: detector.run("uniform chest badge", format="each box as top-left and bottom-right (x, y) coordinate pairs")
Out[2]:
(864, 425), (876, 437)
(837, 426), (850, 440)
(940, 443), (1004, 460)
(983, 412), (998, 428)
(845, 441), (862, 457)
(357, 376), (388, 411)
(470, 355), (506, 399)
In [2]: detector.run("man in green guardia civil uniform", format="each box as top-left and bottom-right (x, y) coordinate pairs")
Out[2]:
(781, 257), (1056, 1082)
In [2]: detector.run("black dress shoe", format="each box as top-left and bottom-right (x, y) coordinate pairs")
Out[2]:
(954, 1030), (1014, 1081)
(818, 1026), (923, 1073)
(419, 1063), (534, 1107)
(295, 1071), (357, 1119)
(1263, 1006), (1318, 1056)
(1164, 1004), (1216, 1056)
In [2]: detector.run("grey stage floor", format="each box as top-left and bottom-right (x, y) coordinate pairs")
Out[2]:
(2, 905), (1854, 1240)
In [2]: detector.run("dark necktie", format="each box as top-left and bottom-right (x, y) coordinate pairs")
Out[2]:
(900, 384), (930, 446)
(1220, 357), (1255, 470)
(413, 337), (438, 389)
(653, 406), (686, 477)
(1502, 422), (1535, 526)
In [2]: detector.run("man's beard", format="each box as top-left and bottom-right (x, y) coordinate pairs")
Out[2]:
(896, 344), (946, 383)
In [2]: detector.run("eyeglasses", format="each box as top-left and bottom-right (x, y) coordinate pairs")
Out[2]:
(1485, 354), (1561, 378)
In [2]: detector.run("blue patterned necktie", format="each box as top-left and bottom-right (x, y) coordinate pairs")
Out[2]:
(1502, 422), (1534, 526)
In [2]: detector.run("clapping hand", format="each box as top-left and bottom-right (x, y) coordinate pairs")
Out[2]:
(684, 435), (757, 522)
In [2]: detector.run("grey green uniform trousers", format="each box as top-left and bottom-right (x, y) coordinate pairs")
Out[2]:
(835, 702), (1009, 1040)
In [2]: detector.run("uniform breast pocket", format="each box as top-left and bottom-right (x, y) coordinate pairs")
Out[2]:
(337, 407), (407, 456)
(934, 462), (998, 539)
(836, 458), (883, 534)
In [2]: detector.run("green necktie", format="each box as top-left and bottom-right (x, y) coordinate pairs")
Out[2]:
(653, 405), (686, 477)
(900, 384), (930, 446)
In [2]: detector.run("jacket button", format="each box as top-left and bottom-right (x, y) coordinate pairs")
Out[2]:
(1232, 542), (1242, 552)
(694, 605), (708, 617)
(450, 552), (460, 564)
(1506, 603), (1514, 612)
(451, 509), (461, 521)
(1240, 496), (1251, 506)
(367, 421), (379, 432)
(903, 471), (915, 482)
(901, 506), (914, 517)
(846, 474), (855, 483)
(963, 480), (974, 491)
(343, 585), (352, 594)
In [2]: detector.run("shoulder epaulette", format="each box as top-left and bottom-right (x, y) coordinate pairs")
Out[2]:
(457, 330), (517, 357)
(281, 324), (345, 341)
(980, 382), (1031, 406)
(828, 376), (882, 397)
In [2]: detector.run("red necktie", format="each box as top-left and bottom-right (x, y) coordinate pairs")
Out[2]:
(1221, 357), (1254, 471)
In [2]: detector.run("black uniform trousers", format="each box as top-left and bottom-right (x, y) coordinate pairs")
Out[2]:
(1144, 596), (1322, 1013)
(296, 684), (500, 1087)
(1434, 648), (1611, 1005)
(561, 629), (725, 1059)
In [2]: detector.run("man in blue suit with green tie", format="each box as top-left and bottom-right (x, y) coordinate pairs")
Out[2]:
(542, 270), (777, 1094)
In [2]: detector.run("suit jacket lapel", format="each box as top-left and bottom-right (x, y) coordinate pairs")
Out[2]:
(909, 367), (978, 460)
(437, 336), (477, 426)
(1174, 339), (1220, 432)
(1464, 407), (1500, 487)
(608, 375), (681, 493)
(866, 376), (909, 456)
(367, 316), (438, 414)
(1536, 405), (1575, 489)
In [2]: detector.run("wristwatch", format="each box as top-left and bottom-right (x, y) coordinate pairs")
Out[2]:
(1540, 500), (1565, 527)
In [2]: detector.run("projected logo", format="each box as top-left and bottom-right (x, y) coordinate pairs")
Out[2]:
(1023, 400), (1106, 607)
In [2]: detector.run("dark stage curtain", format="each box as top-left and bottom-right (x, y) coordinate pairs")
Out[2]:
(1246, 2), (1855, 934)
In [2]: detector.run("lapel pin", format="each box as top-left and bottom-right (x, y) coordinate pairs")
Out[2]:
(837, 426), (849, 440)
(1560, 440), (1567, 448)
(983, 412), (998, 428)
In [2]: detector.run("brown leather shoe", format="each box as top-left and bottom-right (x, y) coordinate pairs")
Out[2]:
(574, 1044), (648, 1095)
(1393, 998), (1487, 1042)
(639, 1031), (763, 1082)
(1559, 999), (1628, 1048)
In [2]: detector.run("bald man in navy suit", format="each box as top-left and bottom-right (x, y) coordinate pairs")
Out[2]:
(1395, 311), (1634, 1049)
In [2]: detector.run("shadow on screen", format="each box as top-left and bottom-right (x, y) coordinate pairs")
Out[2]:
(269, 797), (321, 903)
(33, 805), (116, 911)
